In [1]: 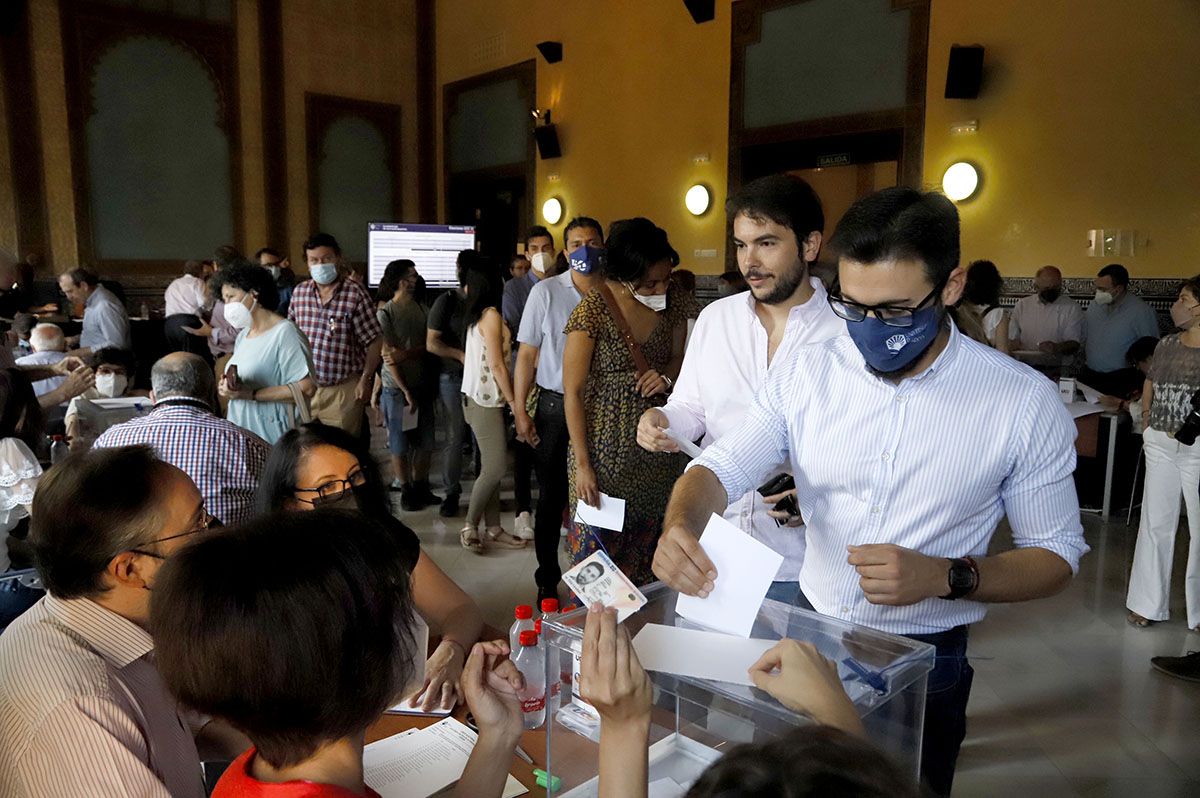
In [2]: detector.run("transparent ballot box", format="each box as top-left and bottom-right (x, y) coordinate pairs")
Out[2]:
(539, 582), (935, 796)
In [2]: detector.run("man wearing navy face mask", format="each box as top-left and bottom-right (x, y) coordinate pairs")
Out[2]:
(512, 217), (604, 605)
(288, 232), (382, 436)
(653, 188), (1088, 796)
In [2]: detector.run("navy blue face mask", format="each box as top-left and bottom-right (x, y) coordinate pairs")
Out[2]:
(568, 245), (606, 275)
(846, 303), (944, 375)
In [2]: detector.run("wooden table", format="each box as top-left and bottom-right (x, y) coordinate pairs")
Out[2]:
(365, 707), (547, 797)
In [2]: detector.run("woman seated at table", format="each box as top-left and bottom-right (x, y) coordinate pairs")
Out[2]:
(151, 509), (525, 798)
(256, 421), (484, 710)
(580, 605), (918, 798)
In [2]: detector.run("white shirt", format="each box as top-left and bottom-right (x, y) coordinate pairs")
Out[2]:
(0, 596), (205, 798)
(164, 274), (208, 317)
(14, 350), (65, 397)
(693, 322), (1089, 636)
(660, 278), (845, 581)
(517, 270), (584, 394)
(1008, 294), (1084, 350)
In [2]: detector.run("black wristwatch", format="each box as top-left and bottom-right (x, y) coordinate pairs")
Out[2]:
(941, 557), (979, 600)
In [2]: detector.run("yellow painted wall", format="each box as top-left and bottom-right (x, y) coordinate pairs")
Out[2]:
(923, 0), (1200, 278)
(6, 0), (419, 274)
(436, 0), (732, 272)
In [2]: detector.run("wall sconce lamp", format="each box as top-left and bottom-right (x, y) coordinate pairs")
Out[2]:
(941, 161), (980, 202)
(685, 184), (711, 216)
(542, 196), (564, 225)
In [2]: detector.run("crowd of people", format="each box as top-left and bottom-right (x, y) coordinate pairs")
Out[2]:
(0, 171), (1197, 797)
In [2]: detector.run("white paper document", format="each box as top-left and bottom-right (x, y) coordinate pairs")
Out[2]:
(663, 426), (704, 459)
(402, 404), (420, 432)
(632, 623), (776, 687)
(574, 492), (626, 531)
(364, 717), (527, 798)
(1066, 401), (1104, 420)
(386, 616), (452, 716)
(1078, 382), (1104, 405)
(675, 513), (784, 637)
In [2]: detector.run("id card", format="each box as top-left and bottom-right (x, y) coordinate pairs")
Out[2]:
(563, 550), (647, 622)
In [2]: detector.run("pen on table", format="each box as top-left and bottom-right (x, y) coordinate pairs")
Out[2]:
(465, 713), (534, 764)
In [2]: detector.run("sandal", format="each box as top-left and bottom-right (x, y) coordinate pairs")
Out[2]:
(1127, 611), (1154, 628)
(484, 526), (528, 549)
(459, 524), (484, 554)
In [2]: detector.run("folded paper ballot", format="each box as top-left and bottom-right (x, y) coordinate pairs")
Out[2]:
(675, 513), (784, 637)
(632, 623), (776, 687)
(663, 426), (704, 459)
(363, 717), (526, 798)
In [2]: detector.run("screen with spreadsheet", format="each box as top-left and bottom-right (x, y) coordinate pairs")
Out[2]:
(367, 223), (476, 288)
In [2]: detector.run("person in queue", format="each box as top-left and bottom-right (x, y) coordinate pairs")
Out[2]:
(637, 174), (845, 603)
(512, 217), (605, 605)
(255, 421), (484, 711)
(151, 509), (523, 798)
(959, 259), (1010, 352)
(215, 259), (317, 444)
(651, 187), (1088, 795)
(563, 217), (697, 587)
(0, 446), (246, 797)
(1082, 263), (1159, 397)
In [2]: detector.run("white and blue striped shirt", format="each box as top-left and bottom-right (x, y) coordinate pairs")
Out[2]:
(694, 322), (1089, 635)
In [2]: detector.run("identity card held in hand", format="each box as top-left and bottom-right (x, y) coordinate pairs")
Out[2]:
(563, 550), (647, 622)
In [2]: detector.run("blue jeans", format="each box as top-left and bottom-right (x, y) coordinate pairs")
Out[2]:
(381, 388), (434, 457)
(437, 372), (466, 496)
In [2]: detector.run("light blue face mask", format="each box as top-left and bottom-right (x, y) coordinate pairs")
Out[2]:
(310, 263), (338, 285)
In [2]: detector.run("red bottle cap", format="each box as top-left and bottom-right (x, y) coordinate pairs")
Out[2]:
(540, 598), (559, 614)
(515, 605), (533, 620)
(519, 630), (539, 646)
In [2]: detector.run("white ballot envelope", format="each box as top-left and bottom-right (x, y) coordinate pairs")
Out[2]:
(574, 492), (626, 531)
(563, 550), (647, 622)
(663, 426), (704, 459)
(632, 623), (776, 687)
(675, 513), (784, 637)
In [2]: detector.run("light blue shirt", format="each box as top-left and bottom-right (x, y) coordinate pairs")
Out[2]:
(693, 323), (1089, 636)
(225, 320), (315, 444)
(80, 285), (131, 351)
(1084, 293), (1159, 373)
(516, 270), (582, 393)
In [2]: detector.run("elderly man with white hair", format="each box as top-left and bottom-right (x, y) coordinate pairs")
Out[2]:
(15, 324), (66, 398)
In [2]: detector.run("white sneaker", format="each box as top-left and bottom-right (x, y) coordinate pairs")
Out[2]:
(514, 511), (535, 540)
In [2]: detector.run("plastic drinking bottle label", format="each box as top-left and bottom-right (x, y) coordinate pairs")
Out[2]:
(521, 695), (546, 713)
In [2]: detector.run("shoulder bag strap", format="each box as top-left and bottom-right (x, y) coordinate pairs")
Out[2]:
(596, 282), (651, 377)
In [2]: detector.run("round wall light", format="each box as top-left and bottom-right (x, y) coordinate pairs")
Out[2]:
(685, 184), (711, 216)
(941, 162), (980, 202)
(542, 196), (564, 225)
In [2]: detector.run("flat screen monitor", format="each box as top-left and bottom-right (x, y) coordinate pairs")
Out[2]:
(367, 223), (476, 288)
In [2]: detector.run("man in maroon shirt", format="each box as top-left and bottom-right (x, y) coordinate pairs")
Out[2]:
(288, 233), (383, 436)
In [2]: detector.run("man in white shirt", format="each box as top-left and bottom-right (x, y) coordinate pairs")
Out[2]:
(15, 324), (67, 397)
(652, 188), (1087, 796)
(1008, 265), (1084, 354)
(513, 217), (604, 605)
(164, 261), (209, 318)
(637, 174), (844, 603)
(0, 445), (246, 797)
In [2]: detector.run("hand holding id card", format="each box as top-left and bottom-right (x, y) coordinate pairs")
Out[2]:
(563, 550), (647, 622)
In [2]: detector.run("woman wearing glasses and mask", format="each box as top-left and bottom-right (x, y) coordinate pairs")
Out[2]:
(255, 422), (484, 712)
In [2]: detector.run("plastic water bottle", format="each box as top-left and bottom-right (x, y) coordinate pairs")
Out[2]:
(49, 435), (68, 465)
(540, 599), (565, 708)
(509, 605), (535, 653)
(514, 630), (546, 729)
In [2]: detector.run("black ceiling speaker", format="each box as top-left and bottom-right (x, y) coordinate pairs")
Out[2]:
(534, 124), (561, 159)
(945, 44), (984, 99)
(536, 41), (563, 64)
(684, 0), (715, 24)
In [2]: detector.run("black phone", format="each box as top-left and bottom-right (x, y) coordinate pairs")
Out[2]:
(756, 473), (799, 527)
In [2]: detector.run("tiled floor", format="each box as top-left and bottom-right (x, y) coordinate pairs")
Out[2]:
(380, 434), (1200, 797)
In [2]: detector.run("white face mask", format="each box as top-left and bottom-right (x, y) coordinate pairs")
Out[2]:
(530, 252), (553, 275)
(266, 265), (281, 280)
(626, 283), (667, 312)
(1093, 289), (1114, 306)
(224, 295), (257, 330)
(95, 372), (128, 398)
(310, 263), (339, 285)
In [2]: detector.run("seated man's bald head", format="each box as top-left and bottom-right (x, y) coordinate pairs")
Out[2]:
(151, 352), (215, 403)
